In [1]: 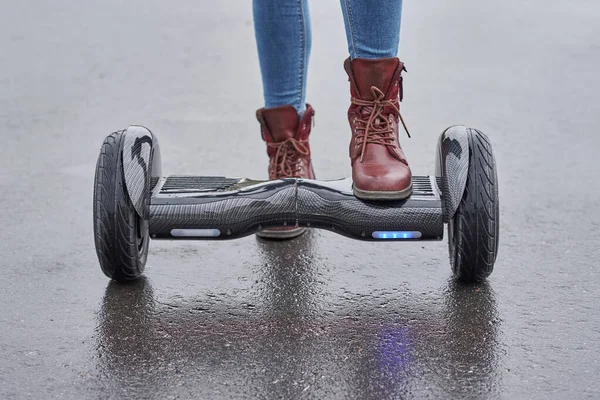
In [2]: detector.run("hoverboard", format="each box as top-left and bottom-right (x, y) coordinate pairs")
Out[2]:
(93, 125), (499, 283)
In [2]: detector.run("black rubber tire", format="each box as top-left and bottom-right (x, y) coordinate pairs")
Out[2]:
(448, 128), (499, 283)
(93, 131), (149, 282)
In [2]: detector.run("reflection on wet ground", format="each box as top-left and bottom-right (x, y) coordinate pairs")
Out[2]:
(97, 232), (501, 399)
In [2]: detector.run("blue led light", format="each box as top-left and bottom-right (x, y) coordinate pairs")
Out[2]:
(372, 231), (422, 240)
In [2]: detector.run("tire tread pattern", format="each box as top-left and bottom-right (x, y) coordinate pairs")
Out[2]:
(93, 131), (147, 282)
(450, 128), (499, 282)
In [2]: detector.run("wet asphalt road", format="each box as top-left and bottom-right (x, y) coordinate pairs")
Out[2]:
(1, 1), (599, 399)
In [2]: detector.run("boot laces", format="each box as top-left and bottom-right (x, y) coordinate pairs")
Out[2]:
(267, 137), (310, 178)
(351, 86), (410, 163)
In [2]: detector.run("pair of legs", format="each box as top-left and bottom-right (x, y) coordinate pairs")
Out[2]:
(253, 0), (403, 113)
(253, 0), (411, 238)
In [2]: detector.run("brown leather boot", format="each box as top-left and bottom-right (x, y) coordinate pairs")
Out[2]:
(255, 104), (315, 239)
(344, 57), (413, 200)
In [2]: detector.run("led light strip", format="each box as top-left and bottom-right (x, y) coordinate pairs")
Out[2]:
(372, 231), (422, 239)
(170, 229), (221, 237)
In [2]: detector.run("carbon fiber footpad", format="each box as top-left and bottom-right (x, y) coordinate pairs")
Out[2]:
(296, 193), (442, 240)
(411, 175), (437, 197)
(296, 177), (443, 240)
(160, 176), (241, 193)
(149, 176), (444, 240)
(150, 185), (297, 238)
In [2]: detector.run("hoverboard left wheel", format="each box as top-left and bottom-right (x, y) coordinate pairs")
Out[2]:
(93, 130), (149, 282)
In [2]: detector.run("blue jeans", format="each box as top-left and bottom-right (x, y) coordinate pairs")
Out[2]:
(253, 0), (403, 113)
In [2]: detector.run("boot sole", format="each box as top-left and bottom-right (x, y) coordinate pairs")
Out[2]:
(353, 182), (413, 201)
(256, 227), (307, 240)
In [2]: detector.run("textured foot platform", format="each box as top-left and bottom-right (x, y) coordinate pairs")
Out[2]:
(149, 176), (443, 241)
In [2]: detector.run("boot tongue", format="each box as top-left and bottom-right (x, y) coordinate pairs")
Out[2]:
(261, 105), (299, 142)
(349, 58), (400, 100)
